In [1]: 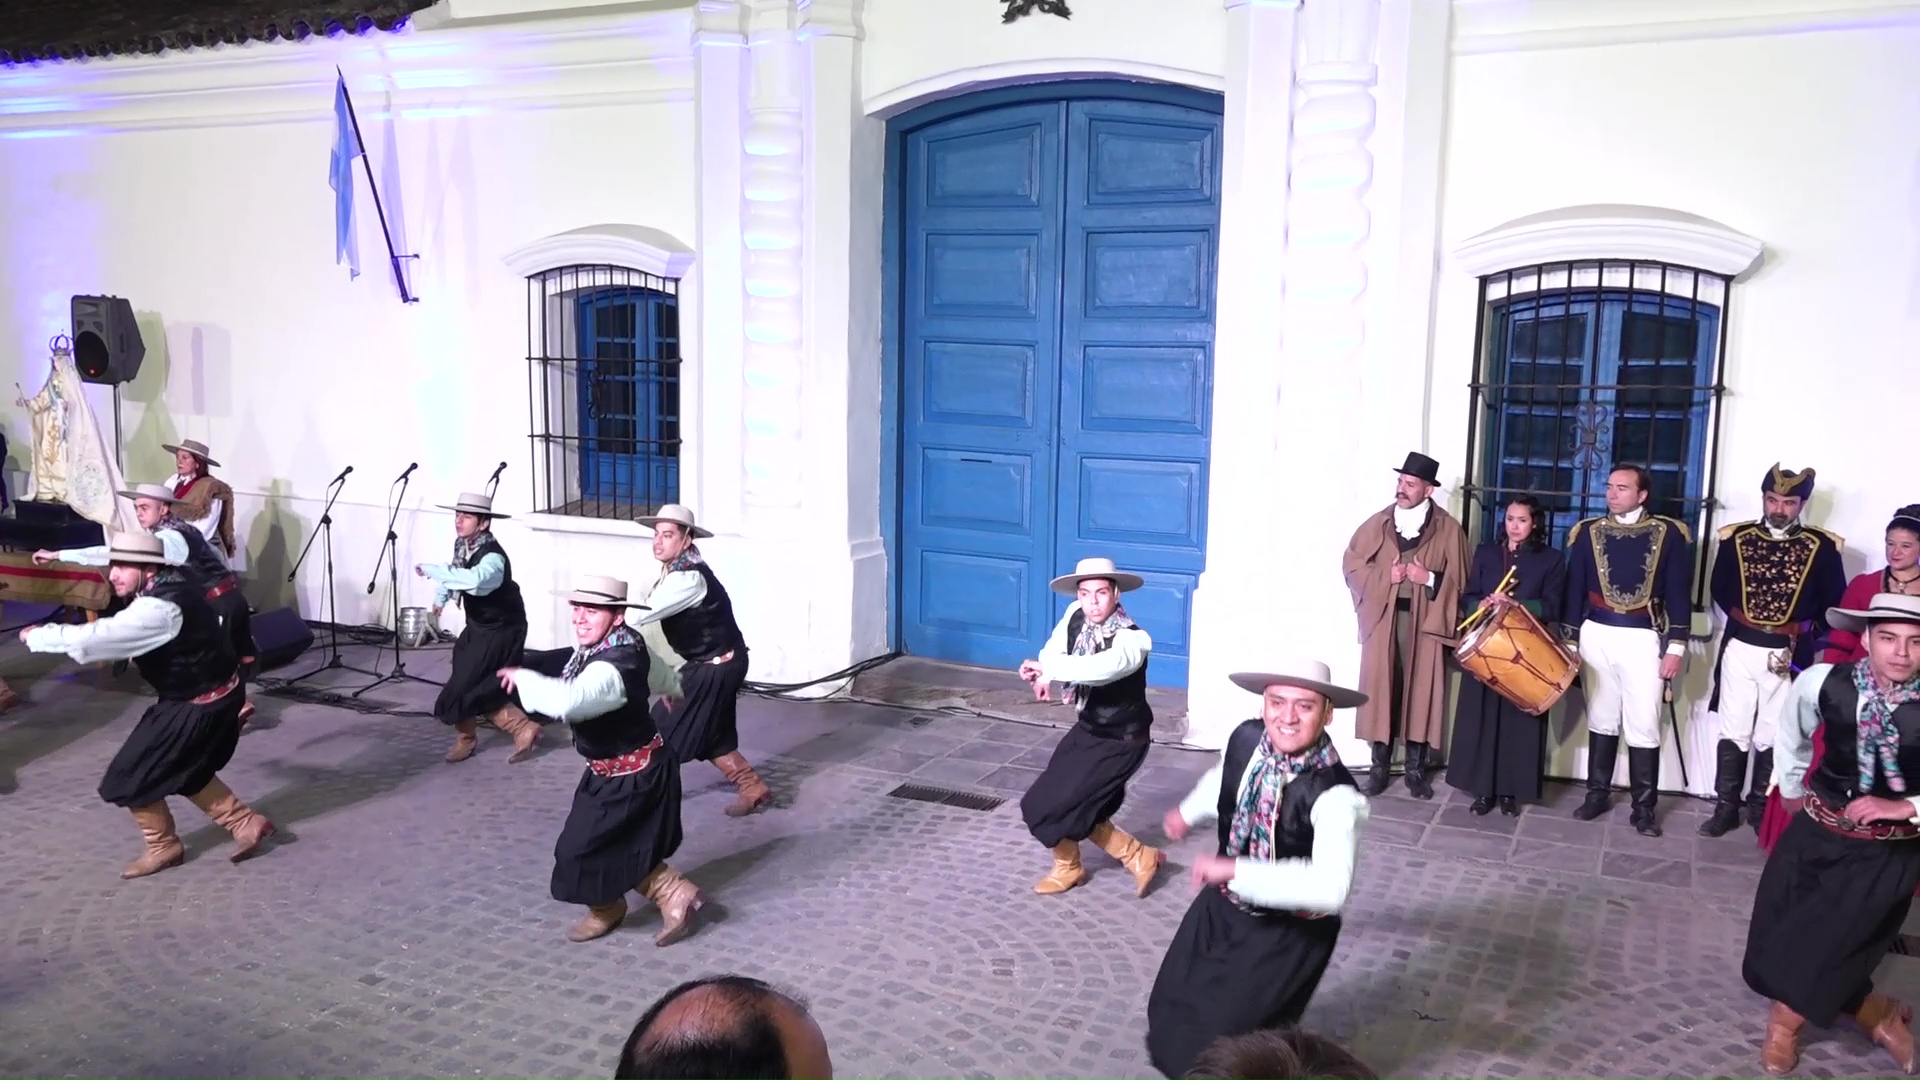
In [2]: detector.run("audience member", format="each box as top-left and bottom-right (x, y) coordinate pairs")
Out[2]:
(615, 975), (831, 1079)
(1185, 1026), (1377, 1080)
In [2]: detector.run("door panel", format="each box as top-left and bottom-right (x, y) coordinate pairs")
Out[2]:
(899, 104), (1064, 670)
(897, 91), (1220, 686)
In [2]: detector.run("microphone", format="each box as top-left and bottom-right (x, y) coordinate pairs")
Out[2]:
(331, 465), (353, 485)
(489, 461), (508, 483)
(395, 462), (418, 483)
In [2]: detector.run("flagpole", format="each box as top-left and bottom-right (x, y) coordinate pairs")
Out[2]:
(336, 67), (417, 304)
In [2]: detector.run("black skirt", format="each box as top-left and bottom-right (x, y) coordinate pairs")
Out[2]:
(1145, 885), (1342, 1079)
(1743, 811), (1920, 1026)
(434, 621), (530, 726)
(1444, 678), (1545, 802)
(1019, 721), (1151, 847)
(97, 692), (245, 808)
(653, 651), (749, 763)
(552, 755), (684, 906)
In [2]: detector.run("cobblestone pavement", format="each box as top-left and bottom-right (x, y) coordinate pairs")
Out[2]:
(1, 639), (1914, 1080)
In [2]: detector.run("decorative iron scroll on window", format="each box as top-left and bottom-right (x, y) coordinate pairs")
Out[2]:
(1002, 0), (1072, 23)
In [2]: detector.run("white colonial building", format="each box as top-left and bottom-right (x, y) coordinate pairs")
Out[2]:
(2, 0), (1914, 792)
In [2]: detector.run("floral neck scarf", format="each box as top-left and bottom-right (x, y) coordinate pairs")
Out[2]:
(1854, 660), (1920, 794)
(562, 624), (637, 682)
(1225, 731), (1341, 861)
(1066, 604), (1135, 706)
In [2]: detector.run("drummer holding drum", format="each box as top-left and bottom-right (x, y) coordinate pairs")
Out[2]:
(1447, 495), (1570, 816)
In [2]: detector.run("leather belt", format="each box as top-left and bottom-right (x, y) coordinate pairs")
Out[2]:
(192, 673), (242, 705)
(1805, 794), (1920, 841)
(1219, 884), (1330, 920)
(587, 734), (664, 779)
(1587, 592), (1651, 617)
(205, 577), (240, 601)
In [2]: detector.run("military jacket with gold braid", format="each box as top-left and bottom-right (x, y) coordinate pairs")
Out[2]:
(1709, 520), (1848, 667)
(1562, 513), (1694, 646)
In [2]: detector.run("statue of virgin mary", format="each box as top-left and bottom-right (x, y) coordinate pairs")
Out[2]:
(16, 339), (138, 533)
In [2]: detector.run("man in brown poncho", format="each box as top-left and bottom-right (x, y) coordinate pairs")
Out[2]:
(1340, 452), (1468, 799)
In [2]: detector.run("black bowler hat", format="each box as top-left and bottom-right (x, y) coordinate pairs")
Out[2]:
(1393, 452), (1442, 486)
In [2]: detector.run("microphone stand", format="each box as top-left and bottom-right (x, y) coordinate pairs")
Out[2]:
(285, 470), (379, 685)
(354, 468), (443, 697)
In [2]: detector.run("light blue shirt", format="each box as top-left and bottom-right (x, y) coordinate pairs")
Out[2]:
(419, 553), (506, 609)
(61, 528), (190, 569)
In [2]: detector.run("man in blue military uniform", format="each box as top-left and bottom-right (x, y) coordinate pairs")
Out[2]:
(1562, 463), (1694, 837)
(1701, 465), (1848, 838)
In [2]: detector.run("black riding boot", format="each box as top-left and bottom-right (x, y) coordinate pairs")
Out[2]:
(1404, 741), (1434, 800)
(1698, 739), (1746, 838)
(1573, 732), (1619, 821)
(1745, 748), (1773, 830)
(1628, 746), (1662, 837)
(1360, 741), (1393, 796)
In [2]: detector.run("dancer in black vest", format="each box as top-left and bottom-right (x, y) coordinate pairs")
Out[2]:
(24, 531), (279, 877)
(1145, 662), (1372, 1079)
(1743, 591), (1920, 1076)
(632, 504), (770, 817)
(495, 575), (703, 944)
(41, 482), (264, 727)
(1016, 556), (1163, 897)
(416, 492), (540, 763)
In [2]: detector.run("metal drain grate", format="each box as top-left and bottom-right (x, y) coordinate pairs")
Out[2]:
(905, 714), (939, 728)
(886, 782), (1006, 812)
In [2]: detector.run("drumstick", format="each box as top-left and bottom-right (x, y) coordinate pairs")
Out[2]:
(1455, 564), (1518, 634)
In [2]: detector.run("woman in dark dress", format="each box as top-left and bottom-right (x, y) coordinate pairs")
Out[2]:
(1446, 494), (1567, 815)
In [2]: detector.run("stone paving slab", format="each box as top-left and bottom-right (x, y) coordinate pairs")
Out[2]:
(0, 640), (1911, 1079)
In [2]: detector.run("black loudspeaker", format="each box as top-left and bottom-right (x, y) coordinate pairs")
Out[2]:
(70, 295), (145, 385)
(251, 607), (316, 672)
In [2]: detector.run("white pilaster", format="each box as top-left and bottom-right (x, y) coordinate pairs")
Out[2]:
(741, 0), (807, 510)
(693, 0), (749, 533)
(1184, 0), (1304, 749)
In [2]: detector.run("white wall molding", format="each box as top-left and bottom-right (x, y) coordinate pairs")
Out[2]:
(502, 225), (696, 280)
(1452, 204), (1765, 279)
(1453, 0), (1920, 54)
(0, 6), (693, 135)
(862, 59), (1223, 117)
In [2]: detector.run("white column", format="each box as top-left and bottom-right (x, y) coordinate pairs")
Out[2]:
(692, 0), (749, 532)
(1188, 0), (1386, 754)
(795, 0), (890, 671)
(740, 0), (806, 512)
(1184, 0), (1305, 749)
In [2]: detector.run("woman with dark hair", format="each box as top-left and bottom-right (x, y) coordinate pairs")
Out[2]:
(1445, 494), (1567, 815)
(1756, 503), (1920, 853)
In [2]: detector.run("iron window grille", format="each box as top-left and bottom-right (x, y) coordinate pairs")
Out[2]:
(524, 264), (681, 520)
(1461, 259), (1732, 612)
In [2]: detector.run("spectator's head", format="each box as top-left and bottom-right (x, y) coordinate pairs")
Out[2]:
(1186, 1027), (1377, 1080)
(615, 975), (831, 1079)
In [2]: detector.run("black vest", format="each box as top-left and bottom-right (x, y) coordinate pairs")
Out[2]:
(134, 571), (238, 700)
(566, 643), (664, 761)
(1065, 609), (1153, 740)
(1808, 662), (1920, 805)
(659, 561), (746, 664)
(1215, 718), (1359, 863)
(168, 522), (233, 586)
(459, 534), (525, 628)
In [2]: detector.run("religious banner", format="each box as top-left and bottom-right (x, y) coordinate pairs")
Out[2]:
(14, 339), (138, 534)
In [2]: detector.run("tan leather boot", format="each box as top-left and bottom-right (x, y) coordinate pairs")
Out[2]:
(639, 863), (705, 946)
(0, 678), (20, 714)
(1761, 1000), (1805, 1076)
(712, 751), (771, 817)
(186, 776), (277, 863)
(1857, 992), (1919, 1073)
(1089, 820), (1165, 897)
(1033, 839), (1088, 895)
(121, 802), (185, 879)
(446, 718), (479, 763)
(489, 704), (541, 764)
(237, 698), (256, 730)
(568, 899), (627, 942)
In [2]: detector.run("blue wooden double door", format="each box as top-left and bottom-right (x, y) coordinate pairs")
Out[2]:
(895, 84), (1222, 688)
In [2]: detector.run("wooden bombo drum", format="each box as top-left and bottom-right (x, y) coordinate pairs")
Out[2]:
(1455, 600), (1580, 716)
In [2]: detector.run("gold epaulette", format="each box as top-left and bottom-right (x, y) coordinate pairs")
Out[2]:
(1566, 517), (1601, 545)
(1659, 516), (1693, 544)
(1805, 524), (1845, 549)
(1717, 520), (1757, 542)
